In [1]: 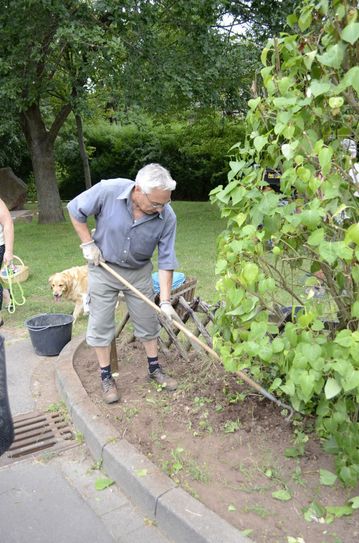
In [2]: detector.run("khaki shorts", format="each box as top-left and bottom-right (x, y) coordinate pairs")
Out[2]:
(86, 261), (160, 347)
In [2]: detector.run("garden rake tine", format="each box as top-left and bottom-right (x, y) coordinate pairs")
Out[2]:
(99, 261), (294, 419)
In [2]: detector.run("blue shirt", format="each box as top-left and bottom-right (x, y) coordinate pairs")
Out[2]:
(67, 178), (178, 270)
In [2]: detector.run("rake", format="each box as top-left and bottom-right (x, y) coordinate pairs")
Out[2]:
(100, 261), (294, 419)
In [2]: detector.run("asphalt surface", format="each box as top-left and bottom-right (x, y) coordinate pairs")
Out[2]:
(0, 326), (172, 543)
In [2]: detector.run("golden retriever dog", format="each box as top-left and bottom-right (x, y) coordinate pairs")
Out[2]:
(49, 265), (88, 322)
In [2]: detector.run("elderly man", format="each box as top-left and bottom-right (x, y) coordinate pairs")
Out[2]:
(67, 163), (179, 404)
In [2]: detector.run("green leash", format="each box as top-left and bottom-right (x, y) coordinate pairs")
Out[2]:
(3, 263), (26, 313)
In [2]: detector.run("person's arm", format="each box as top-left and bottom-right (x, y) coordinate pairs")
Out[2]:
(158, 269), (173, 304)
(68, 213), (92, 244)
(68, 212), (103, 265)
(0, 199), (14, 264)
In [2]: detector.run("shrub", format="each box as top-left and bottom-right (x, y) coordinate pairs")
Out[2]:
(56, 116), (245, 200)
(210, 0), (359, 485)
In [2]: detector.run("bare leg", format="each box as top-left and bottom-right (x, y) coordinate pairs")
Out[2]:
(142, 338), (158, 358)
(95, 345), (111, 368)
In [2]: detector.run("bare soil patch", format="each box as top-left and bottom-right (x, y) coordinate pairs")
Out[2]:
(74, 334), (359, 543)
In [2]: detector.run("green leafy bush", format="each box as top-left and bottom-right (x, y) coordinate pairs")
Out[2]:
(211, 0), (359, 485)
(56, 116), (245, 200)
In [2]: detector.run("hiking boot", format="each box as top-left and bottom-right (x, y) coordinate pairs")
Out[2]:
(101, 376), (120, 404)
(149, 367), (177, 391)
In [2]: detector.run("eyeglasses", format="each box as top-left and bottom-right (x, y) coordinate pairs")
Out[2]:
(142, 191), (171, 209)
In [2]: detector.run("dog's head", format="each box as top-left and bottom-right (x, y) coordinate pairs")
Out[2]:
(48, 271), (70, 301)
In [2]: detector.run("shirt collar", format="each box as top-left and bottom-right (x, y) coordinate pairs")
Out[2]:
(116, 182), (135, 200)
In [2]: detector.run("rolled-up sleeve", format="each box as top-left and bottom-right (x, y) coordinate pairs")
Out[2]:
(67, 182), (104, 222)
(158, 211), (179, 270)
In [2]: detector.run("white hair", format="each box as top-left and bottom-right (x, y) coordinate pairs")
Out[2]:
(135, 163), (176, 193)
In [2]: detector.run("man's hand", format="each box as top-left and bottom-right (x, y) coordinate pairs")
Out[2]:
(160, 301), (181, 324)
(80, 241), (103, 266)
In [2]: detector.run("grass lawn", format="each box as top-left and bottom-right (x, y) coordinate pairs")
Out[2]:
(5, 201), (225, 331)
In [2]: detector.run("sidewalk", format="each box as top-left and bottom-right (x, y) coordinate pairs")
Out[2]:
(0, 326), (172, 543)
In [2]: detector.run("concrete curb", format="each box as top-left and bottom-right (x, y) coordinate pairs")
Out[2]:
(55, 335), (252, 543)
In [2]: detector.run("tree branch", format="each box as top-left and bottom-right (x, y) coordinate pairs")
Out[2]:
(48, 103), (72, 144)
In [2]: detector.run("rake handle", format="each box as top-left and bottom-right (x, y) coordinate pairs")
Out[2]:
(99, 261), (293, 415)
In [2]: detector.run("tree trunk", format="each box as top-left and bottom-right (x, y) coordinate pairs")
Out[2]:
(21, 103), (71, 223)
(75, 113), (92, 190)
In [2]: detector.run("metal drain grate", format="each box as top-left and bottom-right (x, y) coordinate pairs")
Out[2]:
(0, 410), (76, 467)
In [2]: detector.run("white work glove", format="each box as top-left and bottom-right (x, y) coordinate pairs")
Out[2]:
(80, 241), (103, 266)
(160, 301), (181, 324)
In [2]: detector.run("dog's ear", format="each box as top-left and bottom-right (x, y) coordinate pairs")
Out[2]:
(48, 275), (54, 285)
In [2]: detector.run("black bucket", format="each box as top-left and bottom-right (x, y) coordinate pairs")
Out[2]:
(25, 313), (74, 356)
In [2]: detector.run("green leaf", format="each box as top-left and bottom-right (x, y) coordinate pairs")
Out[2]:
(282, 143), (297, 160)
(285, 447), (303, 458)
(303, 501), (326, 522)
(307, 228), (324, 246)
(240, 529), (253, 537)
(304, 49), (317, 69)
(324, 378), (341, 399)
(309, 79), (332, 97)
(272, 489), (292, 501)
(345, 223), (359, 245)
(298, 8), (312, 31)
(135, 468), (148, 477)
(317, 43), (346, 69)
(342, 66), (359, 94)
(272, 337), (284, 353)
(254, 135), (267, 153)
(248, 97), (261, 110)
(341, 22), (359, 45)
(328, 96), (344, 108)
(318, 147), (333, 175)
(351, 301), (359, 318)
(325, 505), (352, 518)
(334, 329), (353, 348)
(320, 469), (337, 486)
(349, 496), (359, 509)
(300, 210), (322, 229)
(95, 477), (115, 491)
(228, 504), (236, 512)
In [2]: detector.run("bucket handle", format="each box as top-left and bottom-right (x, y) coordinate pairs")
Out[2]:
(27, 324), (52, 332)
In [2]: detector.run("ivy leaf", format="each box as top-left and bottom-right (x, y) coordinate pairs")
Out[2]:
(320, 469), (337, 486)
(95, 477), (115, 491)
(272, 489), (292, 501)
(341, 22), (359, 45)
(317, 43), (346, 69)
(324, 378), (341, 399)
